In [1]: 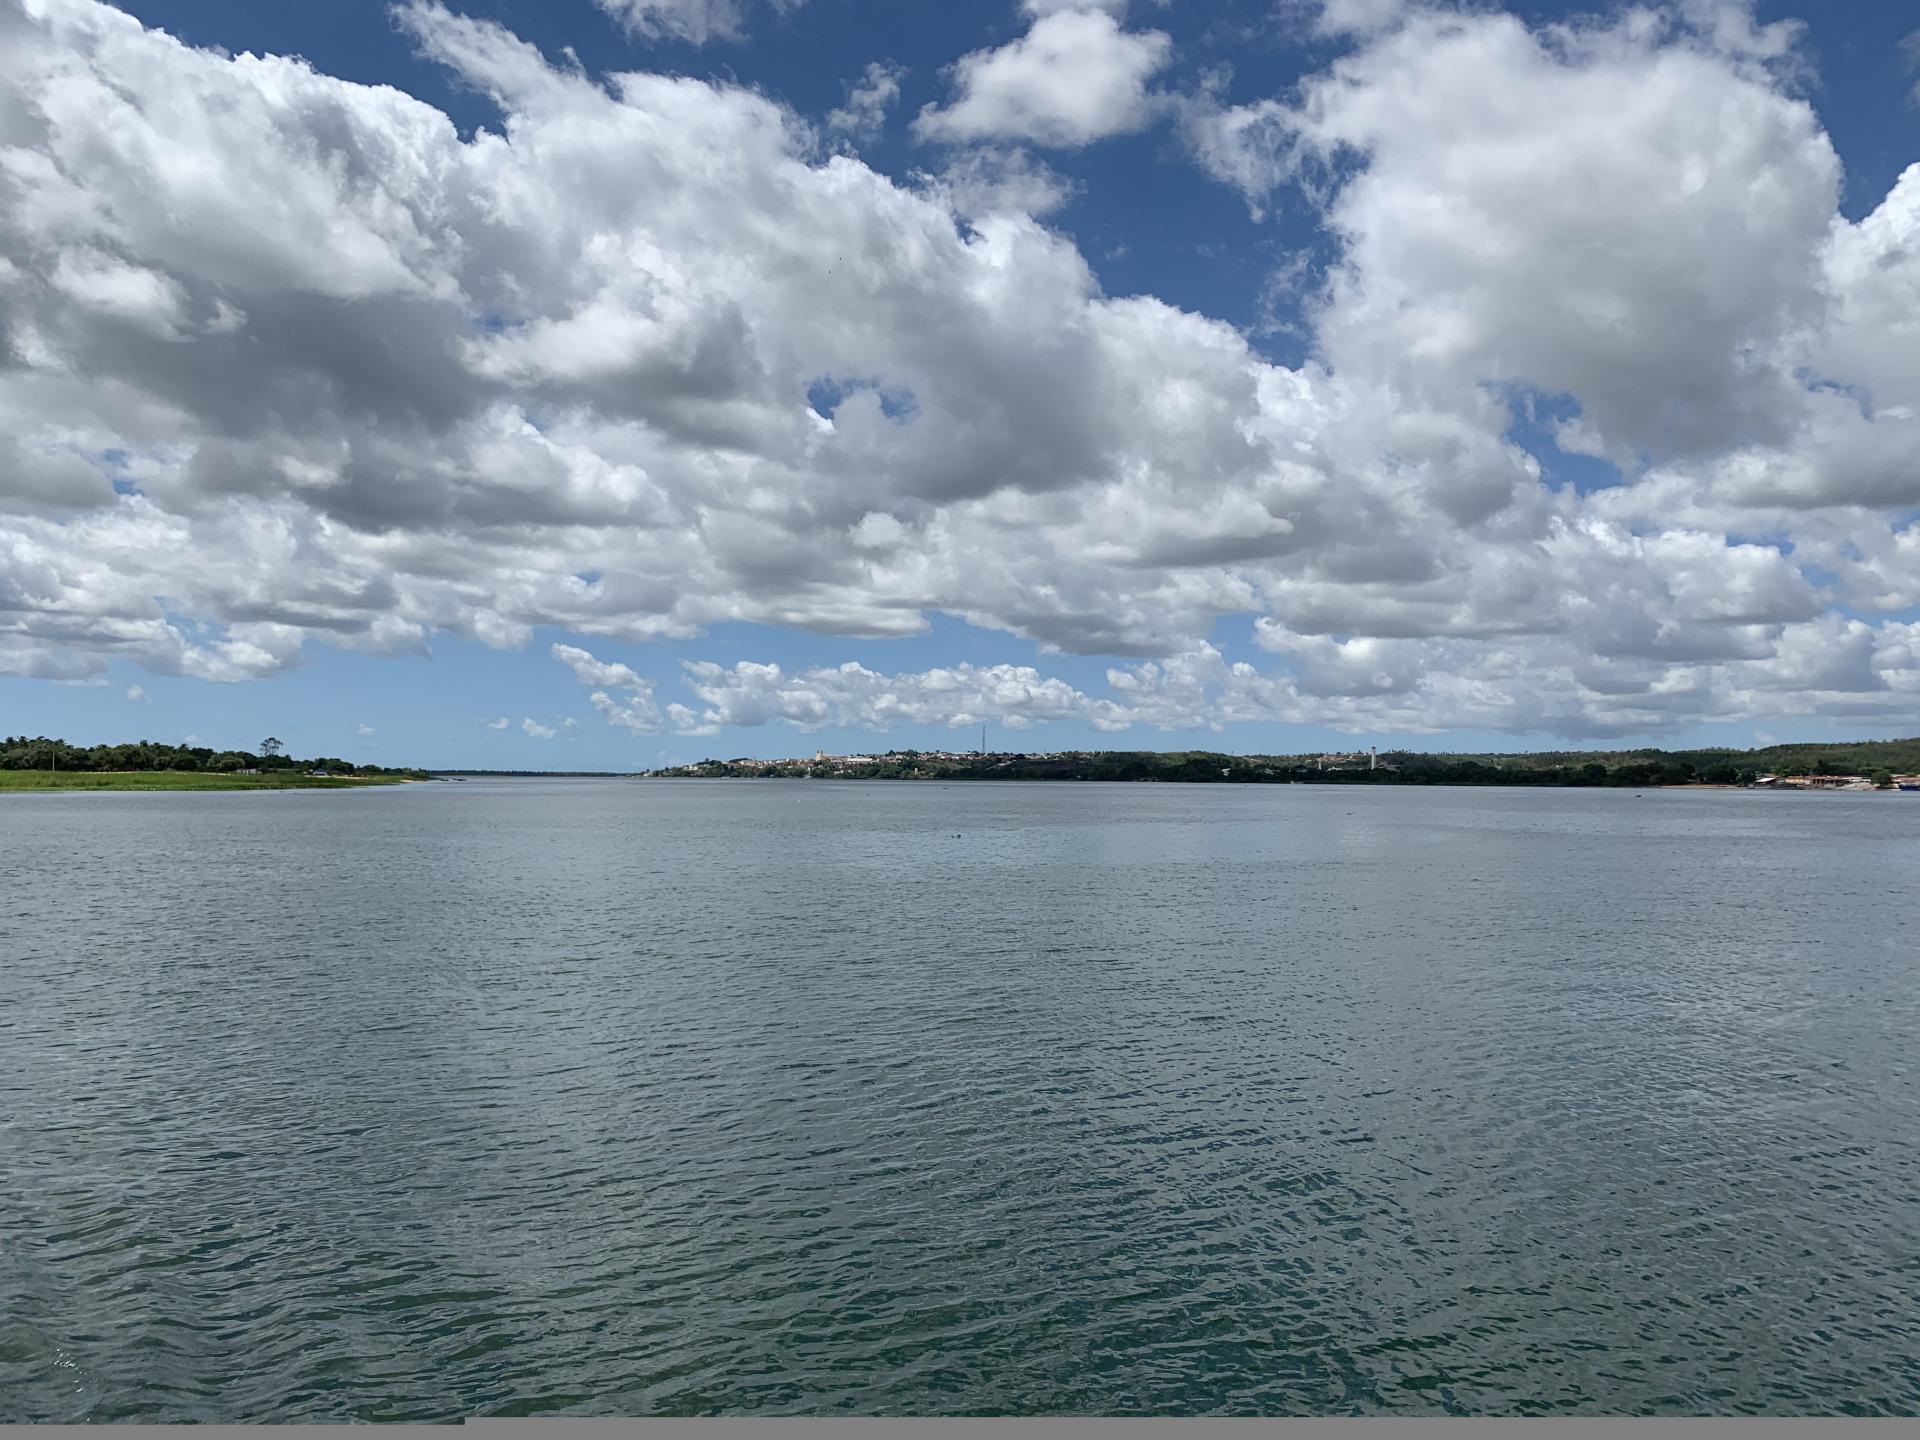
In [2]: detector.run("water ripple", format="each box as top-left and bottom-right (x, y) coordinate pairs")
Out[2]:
(2, 781), (1918, 1418)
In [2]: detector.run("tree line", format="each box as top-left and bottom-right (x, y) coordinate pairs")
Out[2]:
(0, 734), (420, 777)
(658, 750), (1761, 786)
(657, 738), (1920, 787)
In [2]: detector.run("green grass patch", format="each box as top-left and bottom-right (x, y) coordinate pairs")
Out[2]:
(0, 770), (418, 792)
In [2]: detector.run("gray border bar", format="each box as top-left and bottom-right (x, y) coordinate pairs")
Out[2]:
(4, 1421), (1915, 1438)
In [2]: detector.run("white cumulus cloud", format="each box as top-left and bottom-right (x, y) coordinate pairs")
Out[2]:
(827, 60), (905, 143)
(0, 0), (1916, 742)
(915, 8), (1172, 148)
(594, 0), (800, 46)
(559, 625), (1920, 744)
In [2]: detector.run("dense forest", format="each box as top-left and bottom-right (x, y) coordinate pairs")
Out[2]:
(0, 734), (424, 778)
(651, 737), (1920, 788)
(1430, 737), (1920, 778)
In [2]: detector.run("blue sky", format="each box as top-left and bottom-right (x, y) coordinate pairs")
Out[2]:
(5, 0), (1920, 767)
(12, 615), (1879, 769)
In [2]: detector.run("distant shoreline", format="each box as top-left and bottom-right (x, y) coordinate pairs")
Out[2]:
(637, 773), (1896, 792)
(0, 770), (422, 793)
(429, 770), (636, 778)
(2, 738), (434, 789)
(641, 743), (1920, 791)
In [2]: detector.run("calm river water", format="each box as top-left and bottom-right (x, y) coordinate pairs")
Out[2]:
(3, 779), (1918, 1418)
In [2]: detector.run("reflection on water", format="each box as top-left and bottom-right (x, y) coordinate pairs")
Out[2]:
(2, 780), (1917, 1418)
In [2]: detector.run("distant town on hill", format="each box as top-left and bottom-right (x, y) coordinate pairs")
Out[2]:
(645, 738), (1920, 790)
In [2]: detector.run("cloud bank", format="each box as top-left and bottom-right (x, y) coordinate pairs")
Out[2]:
(2, 0), (1919, 741)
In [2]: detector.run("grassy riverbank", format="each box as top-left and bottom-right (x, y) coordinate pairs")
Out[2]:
(0, 770), (421, 792)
